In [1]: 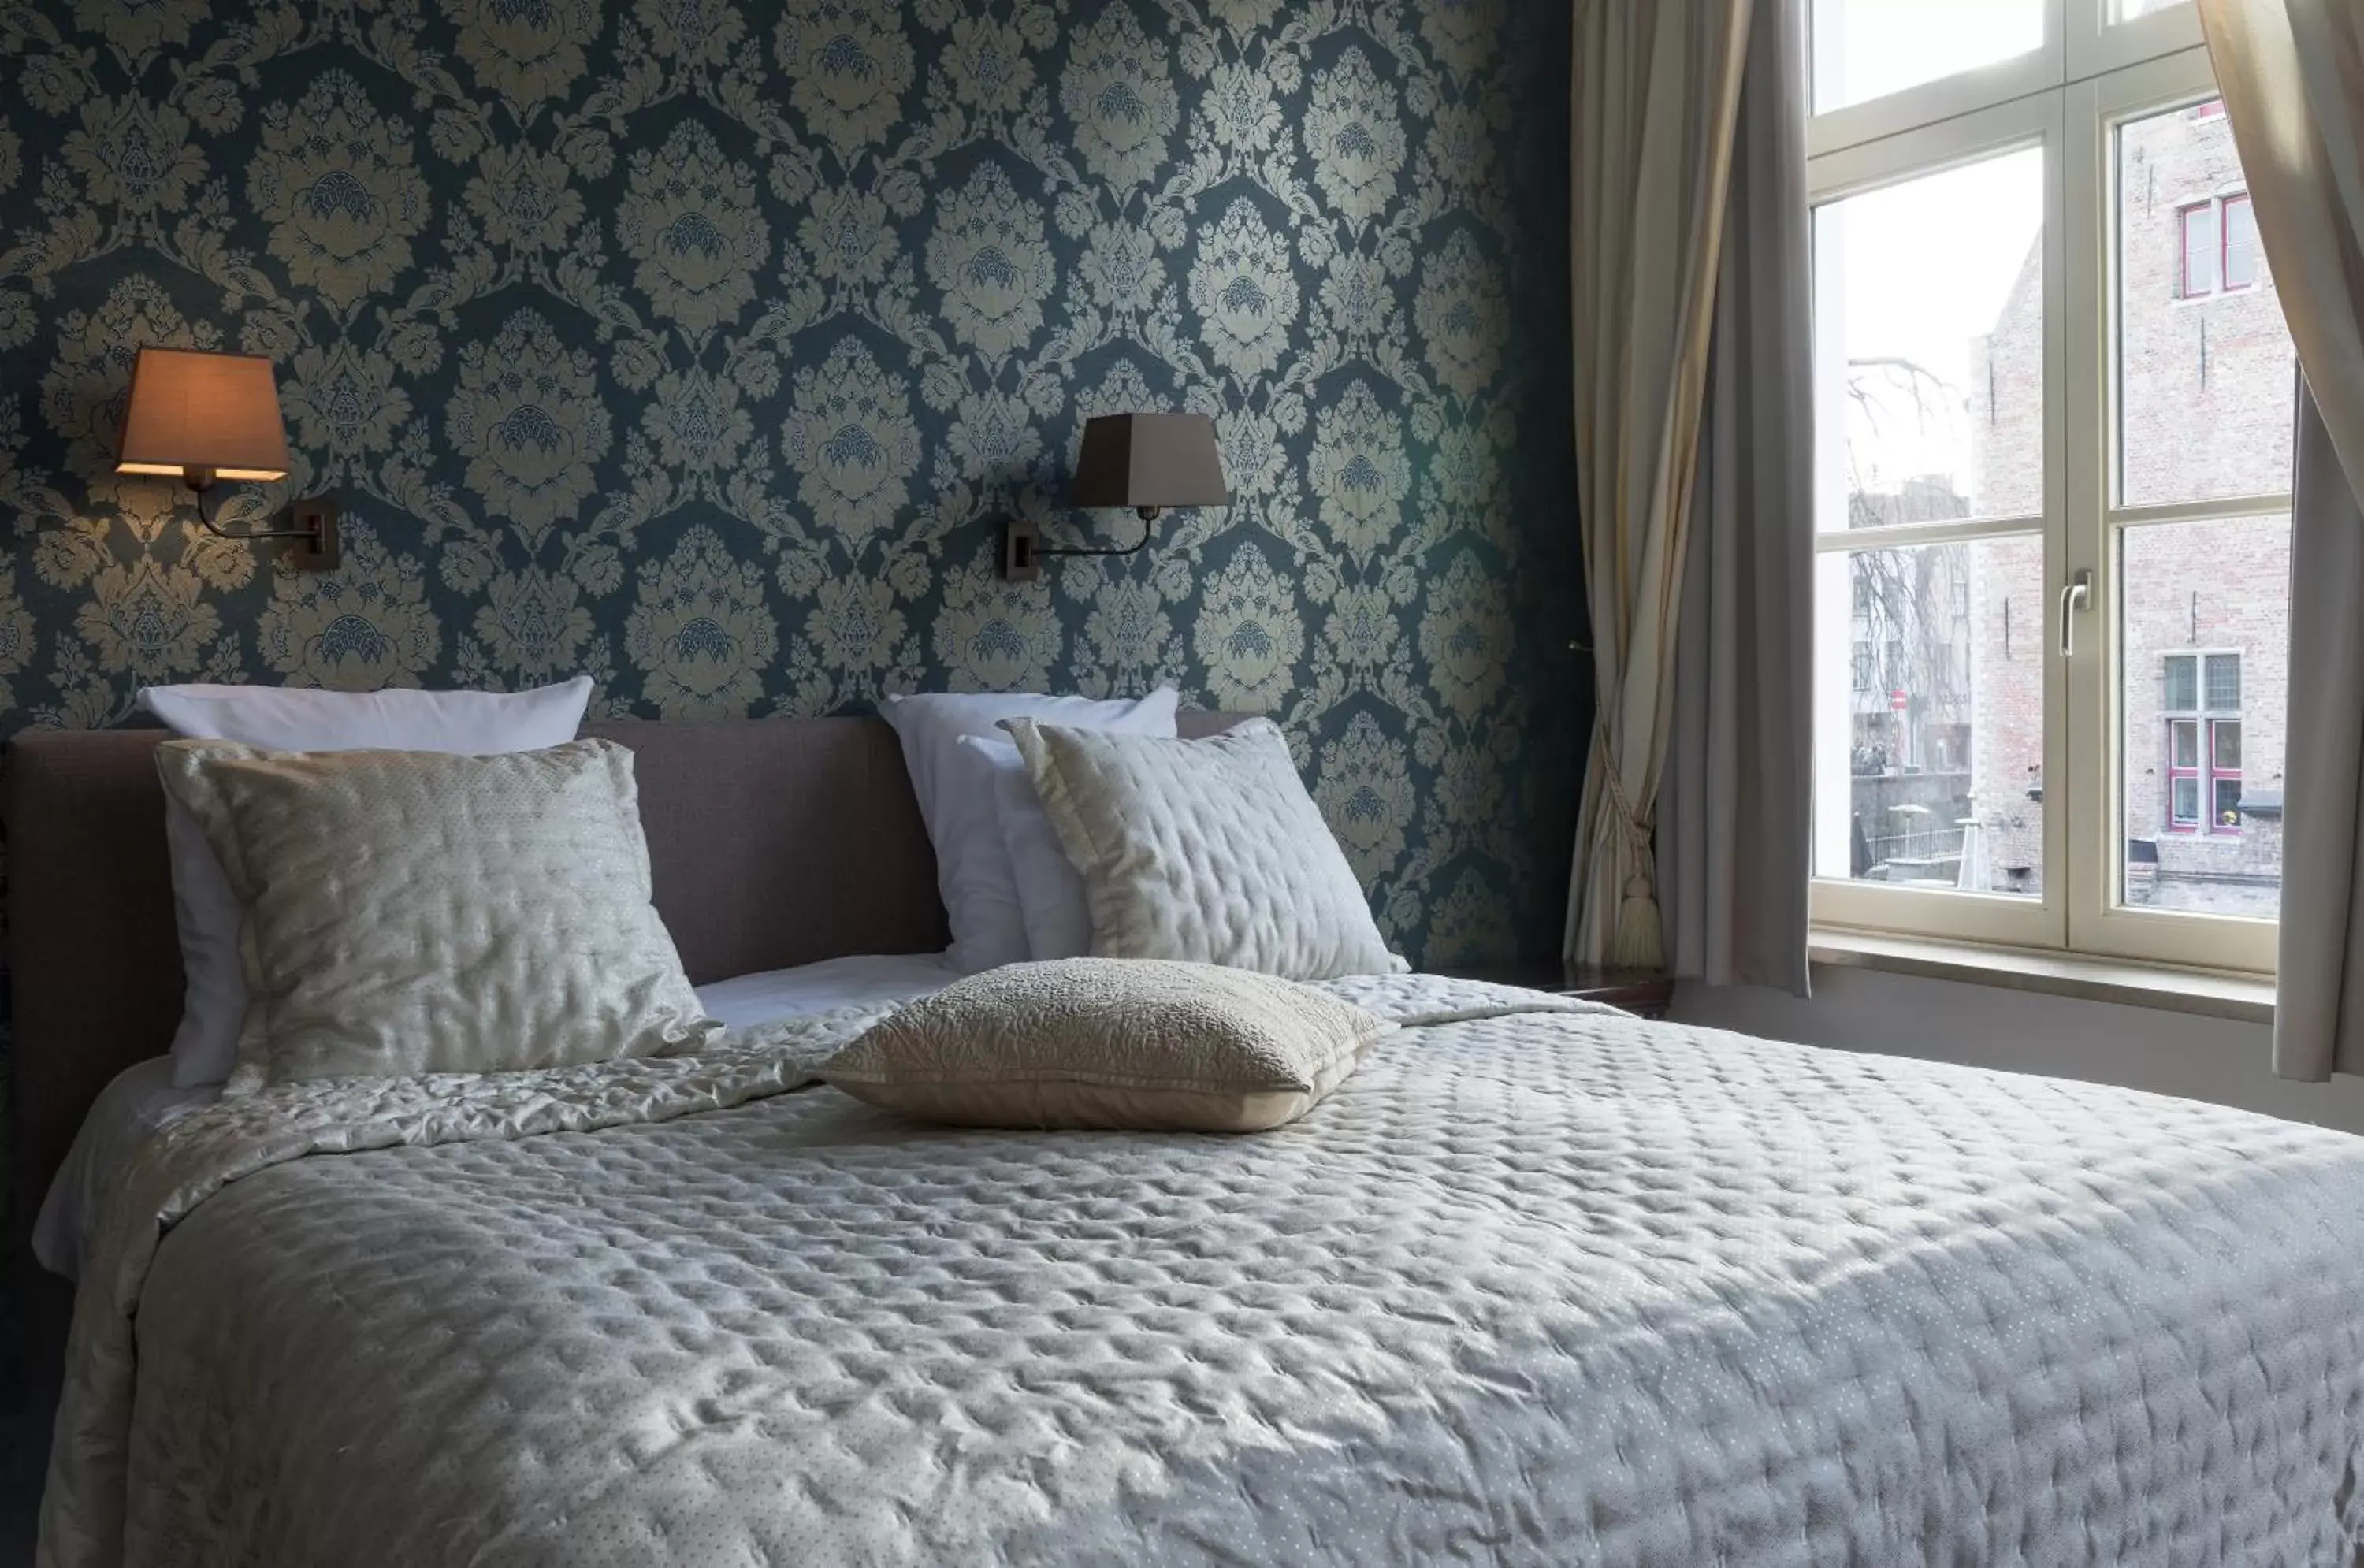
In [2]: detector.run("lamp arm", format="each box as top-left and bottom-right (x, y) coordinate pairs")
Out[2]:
(188, 477), (323, 543)
(1033, 505), (1158, 560)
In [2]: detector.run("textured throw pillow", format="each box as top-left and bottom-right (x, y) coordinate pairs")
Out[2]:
(878, 689), (1179, 973)
(139, 678), (595, 1087)
(1003, 719), (1407, 981)
(962, 732), (1095, 961)
(154, 738), (715, 1094)
(823, 957), (1392, 1131)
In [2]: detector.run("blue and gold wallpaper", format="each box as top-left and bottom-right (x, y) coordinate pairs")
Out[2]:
(0, 0), (1579, 967)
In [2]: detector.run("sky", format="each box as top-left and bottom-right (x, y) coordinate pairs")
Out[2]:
(1820, 149), (2043, 506)
(1813, 0), (2046, 112)
(1814, 0), (2051, 507)
(1812, 0), (2201, 507)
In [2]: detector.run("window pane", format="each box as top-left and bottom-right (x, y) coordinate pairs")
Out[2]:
(2118, 516), (2287, 918)
(2205, 652), (2241, 710)
(2113, 0), (2188, 18)
(1811, 0), (2046, 113)
(2117, 106), (2297, 507)
(2179, 203), (2218, 298)
(1815, 148), (2045, 531)
(1814, 536), (2045, 897)
(2164, 652), (2198, 711)
(2223, 195), (2259, 288)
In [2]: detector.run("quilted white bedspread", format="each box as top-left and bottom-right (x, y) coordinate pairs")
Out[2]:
(40, 975), (2364, 1566)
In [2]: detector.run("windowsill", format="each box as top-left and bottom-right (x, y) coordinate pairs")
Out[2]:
(1807, 927), (2276, 1024)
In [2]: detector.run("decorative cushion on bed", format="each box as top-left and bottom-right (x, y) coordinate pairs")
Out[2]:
(154, 737), (714, 1094)
(822, 957), (1391, 1131)
(139, 678), (594, 1087)
(878, 689), (1179, 974)
(1002, 719), (1407, 981)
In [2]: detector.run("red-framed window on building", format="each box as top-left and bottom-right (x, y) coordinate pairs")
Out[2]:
(2179, 202), (2218, 297)
(2165, 652), (2242, 833)
(2178, 192), (2257, 299)
(2222, 193), (2259, 290)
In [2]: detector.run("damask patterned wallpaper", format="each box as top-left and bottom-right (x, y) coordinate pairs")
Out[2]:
(0, 0), (1579, 967)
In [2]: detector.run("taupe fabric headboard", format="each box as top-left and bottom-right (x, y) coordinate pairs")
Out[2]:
(6, 712), (1236, 1219)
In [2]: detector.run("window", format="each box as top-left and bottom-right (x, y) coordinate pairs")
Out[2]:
(2222, 194), (2259, 289)
(2179, 202), (2219, 297)
(1809, 0), (2291, 972)
(2176, 193), (2256, 298)
(2161, 652), (2240, 834)
(1810, 0), (2046, 114)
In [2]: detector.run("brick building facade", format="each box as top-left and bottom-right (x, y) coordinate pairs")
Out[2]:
(1850, 102), (2292, 914)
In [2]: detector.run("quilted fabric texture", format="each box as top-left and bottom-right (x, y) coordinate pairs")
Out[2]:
(138, 678), (596, 1088)
(1006, 718), (1406, 979)
(154, 738), (714, 1093)
(823, 957), (1394, 1131)
(39, 976), (2364, 1566)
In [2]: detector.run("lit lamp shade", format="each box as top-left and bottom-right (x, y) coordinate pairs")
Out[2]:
(115, 347), (291, 485)
(1069, 413), (1228, 515)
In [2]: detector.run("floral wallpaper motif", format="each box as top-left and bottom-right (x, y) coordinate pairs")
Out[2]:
(0, 0), (1580, 969)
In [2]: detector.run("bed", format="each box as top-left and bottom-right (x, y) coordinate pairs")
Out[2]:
(13, 718), (2364, 1565)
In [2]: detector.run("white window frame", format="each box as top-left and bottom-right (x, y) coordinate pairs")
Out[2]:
(1806, 0), (2287, 975)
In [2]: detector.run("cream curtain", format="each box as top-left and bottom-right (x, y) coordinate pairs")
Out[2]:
(1565, 2), (1754, 969)
(2195, 0), (2364, 1078)
(1659, 0), (1813, 995)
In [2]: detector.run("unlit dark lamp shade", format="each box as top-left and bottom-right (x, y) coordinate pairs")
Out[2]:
(116, 347), (291, 484)
(1069, 413), (1228, 511)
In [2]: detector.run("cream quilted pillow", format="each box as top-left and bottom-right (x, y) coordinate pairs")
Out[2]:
(155, 738), (717, 1094)
(1002, 718), (1407, 980)
(823, 958), (1392, 1131)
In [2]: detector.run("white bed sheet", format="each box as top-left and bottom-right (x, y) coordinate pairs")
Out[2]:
(32, 953), (961, 1280)
(690, 952), (960, 1027)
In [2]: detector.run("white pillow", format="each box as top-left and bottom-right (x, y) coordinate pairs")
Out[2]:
(961, 733), (1094, 961)
(1003, 718), (1408, 981)
(139, 678), (595, 1087)
(878, 689), (1178, 973)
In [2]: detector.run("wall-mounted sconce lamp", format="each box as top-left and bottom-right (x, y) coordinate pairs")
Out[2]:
(1001, 412), (1228, 581)
(115, 347), (339, 570)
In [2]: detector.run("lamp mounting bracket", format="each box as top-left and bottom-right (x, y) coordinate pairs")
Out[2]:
(999, 509), (1159, 582)
(189, 481), (341, 570)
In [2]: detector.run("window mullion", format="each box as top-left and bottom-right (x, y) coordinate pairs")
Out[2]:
(2063, 75), (2111, 961)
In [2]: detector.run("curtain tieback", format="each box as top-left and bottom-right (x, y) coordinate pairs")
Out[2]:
(1591, 724), (1658, 900)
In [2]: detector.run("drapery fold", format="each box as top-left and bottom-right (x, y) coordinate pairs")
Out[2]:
(1564, 2), (1754, 971)
(2197, 0), (2364, 1079)
(1658, 0), (1813, 996)
(2273, 384), (2364, 1079)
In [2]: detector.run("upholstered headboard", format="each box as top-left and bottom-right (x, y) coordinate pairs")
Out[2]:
(6, 712), (1238, 1219)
